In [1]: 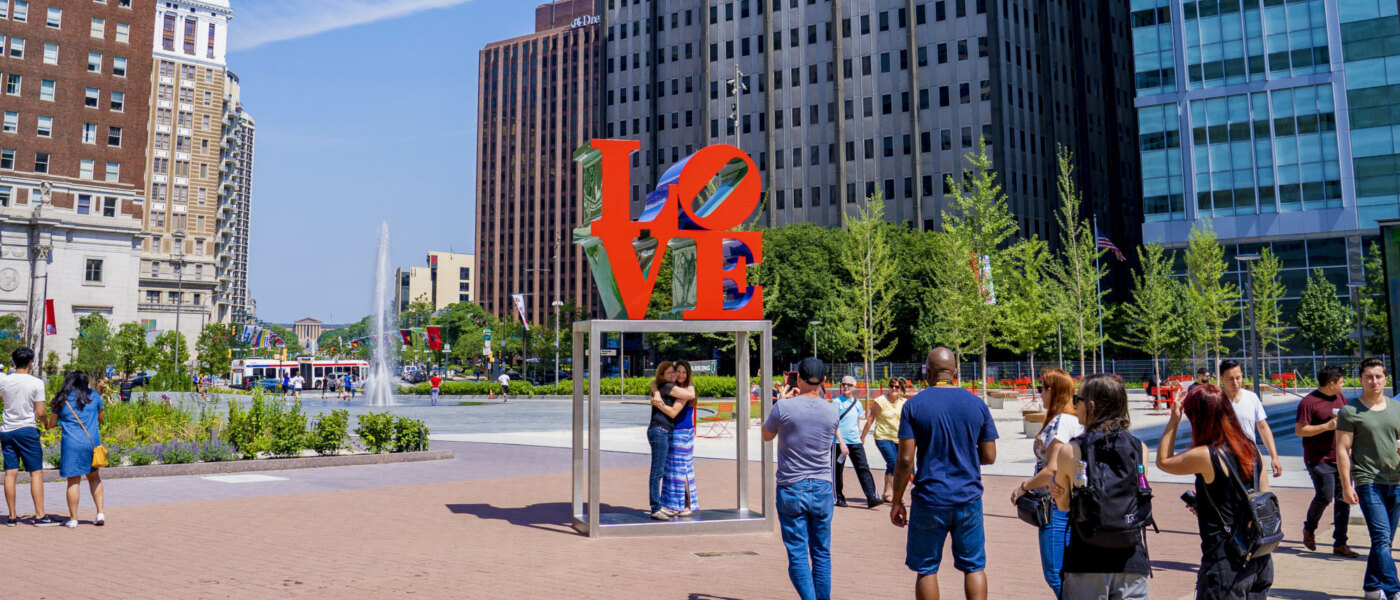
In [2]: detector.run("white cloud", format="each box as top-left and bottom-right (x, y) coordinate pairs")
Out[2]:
(229, 0), (475, 51)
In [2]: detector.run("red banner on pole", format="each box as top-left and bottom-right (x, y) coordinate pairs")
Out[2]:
(426, 326), (442, 351)
(399, 329), (413, 346)
(43, 299), (56, 335)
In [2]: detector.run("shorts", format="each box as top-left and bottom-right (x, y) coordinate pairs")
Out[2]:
(0, 427), (43, 472)
(905, 499), (986, 575)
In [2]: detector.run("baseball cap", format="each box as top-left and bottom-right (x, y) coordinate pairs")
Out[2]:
(796, 357), (826, 385)
(841, 375), (857, 386)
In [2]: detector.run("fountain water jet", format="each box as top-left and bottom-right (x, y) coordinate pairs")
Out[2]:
(365, 221), (396, 406)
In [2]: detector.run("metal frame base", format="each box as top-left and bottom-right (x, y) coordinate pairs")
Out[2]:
(570, 319), (774, 538)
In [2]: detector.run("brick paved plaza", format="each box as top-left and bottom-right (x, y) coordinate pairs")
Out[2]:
(0, 441), (1375, 599)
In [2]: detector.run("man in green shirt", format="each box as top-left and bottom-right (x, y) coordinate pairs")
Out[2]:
(1338, 358), (1400, 599)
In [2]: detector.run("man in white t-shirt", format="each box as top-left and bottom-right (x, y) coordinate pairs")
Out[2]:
(497, 372), (510, 402)
(0, 347), (60, 527)
(1219, 359), (1283, 477)
(289, 371), (305, 400)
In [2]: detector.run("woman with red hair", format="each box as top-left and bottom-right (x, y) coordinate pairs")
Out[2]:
(1010, 368), (1083, 597)
(1157, 384), (1273, 599)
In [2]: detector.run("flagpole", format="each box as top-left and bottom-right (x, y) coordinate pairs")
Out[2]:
(1094, 215), (1105, 374)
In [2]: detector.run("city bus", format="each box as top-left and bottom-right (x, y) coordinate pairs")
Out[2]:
(230, 358), (369, 389)
(298, 358), (370, 389)
(229, 359), (300, 387)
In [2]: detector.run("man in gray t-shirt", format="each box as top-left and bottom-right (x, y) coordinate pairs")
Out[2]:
(763, 357), (842, 600)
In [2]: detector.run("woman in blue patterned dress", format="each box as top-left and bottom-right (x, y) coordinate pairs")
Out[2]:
(658, 359), (699, 516)
(47, 371), (105, 529)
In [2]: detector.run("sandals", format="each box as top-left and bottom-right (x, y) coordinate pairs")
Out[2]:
(5, 517), (15, 527)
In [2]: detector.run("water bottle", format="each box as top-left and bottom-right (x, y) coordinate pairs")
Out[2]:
(1075, 460), (1088, 488)
(1137, 463), (1150, 489)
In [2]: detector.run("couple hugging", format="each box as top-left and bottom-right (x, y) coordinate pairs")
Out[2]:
(646, 360), (698, 521)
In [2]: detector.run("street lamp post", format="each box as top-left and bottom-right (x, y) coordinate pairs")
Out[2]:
(808, 320), (821, 359)
(172, 230), (187, 390)
(552, 300), (564, 387)
(1236, 253), (1261, 398)
(1348, 281), (1367, 363)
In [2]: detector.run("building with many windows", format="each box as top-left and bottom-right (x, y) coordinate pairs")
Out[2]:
(1132, 0), (1399, 353)
(395, 251), (477, 313)
(602, 0), (1142, 252)
(0, 0), (154, 364)
(220, 68), (253, 325)
(475, 0), (600, 325)
(138, 0), (233, 345)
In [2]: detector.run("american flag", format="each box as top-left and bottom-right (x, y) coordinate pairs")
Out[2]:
(1095, 232), (1126, 262)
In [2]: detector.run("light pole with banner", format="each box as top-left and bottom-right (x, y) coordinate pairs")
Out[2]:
(172, 230), (186, 389)
(1347, 281), (1366, 364)
(552, 300), (564, 386)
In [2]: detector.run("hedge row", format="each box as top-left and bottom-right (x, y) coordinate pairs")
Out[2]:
(401, 376), (746, 398)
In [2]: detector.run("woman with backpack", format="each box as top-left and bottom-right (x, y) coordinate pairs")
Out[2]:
(1010, 368), (1083, 597)
(1051, 374), (1152, 599)
(1157, 384), (1274, 599)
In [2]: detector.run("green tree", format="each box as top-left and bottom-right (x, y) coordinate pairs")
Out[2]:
(1162, 278), (1199, 373)
(1295, 268), (1352, 357)
(1249, 248), (1290, 378)
(263, 324), (300, 358)
(942, 139), (1017, 393)
(152, 330), (191, 390)
(917, 232), (980, 372)
(399, 295), (434, 329)
(195, 324), (233, 377)
(1184, 223), (1238, 369)
(752, 222), (856, 365)
(1121, 243), (1179, 387)
(42, 350), (61, 377)
(1047, 147), (1109, 375)
(113, 321), (152, 377)
(994, 237), (1056, 393)
(70, 313), (114, 379)
(1362, 242), (1390, 355)
(0, 314), (22, 365)
(839, 191), (897, 394)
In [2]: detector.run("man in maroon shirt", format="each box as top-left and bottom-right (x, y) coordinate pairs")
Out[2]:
(1296, 364), (1359, 557)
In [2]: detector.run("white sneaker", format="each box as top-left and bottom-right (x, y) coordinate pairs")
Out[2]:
(1364, 591), (1386, 600)
(63, 520), (77, 529)
(95, 513), (104, 527)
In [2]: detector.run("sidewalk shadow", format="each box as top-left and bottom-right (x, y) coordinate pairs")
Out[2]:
(1269, 590), (1355, 600)
(446, 502), (630, 537)
(1149, 560), (1199, 575)
(688, 594), (744, 600)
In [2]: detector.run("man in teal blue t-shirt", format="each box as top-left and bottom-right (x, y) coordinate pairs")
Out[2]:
(832, 375), (881, 508)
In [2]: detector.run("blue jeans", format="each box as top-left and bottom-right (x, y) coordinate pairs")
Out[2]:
(1038, 508), (1070, 597)
(1357, 483), (1400, 594)
(777, 479), (834, 600)
(647, 427), (672, 513)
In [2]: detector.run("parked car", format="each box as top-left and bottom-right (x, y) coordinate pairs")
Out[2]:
(243, 377), (282, 391)
(540, 370), (572, 383)
(127, 373), (152, 388)
(405, 370), (429, 384)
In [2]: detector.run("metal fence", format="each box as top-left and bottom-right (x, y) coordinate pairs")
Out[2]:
(811, 354), (1390, 385)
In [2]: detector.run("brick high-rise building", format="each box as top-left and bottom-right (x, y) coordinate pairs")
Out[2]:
(475, 0), (602, 325)
(0, 0), (156, 363)
(138, 0), (232, 343)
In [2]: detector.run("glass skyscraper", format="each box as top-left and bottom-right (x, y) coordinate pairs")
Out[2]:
(1131, 0), (1399, 354)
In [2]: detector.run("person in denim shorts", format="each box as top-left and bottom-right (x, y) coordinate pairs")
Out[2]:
(890, 347), (998, 600)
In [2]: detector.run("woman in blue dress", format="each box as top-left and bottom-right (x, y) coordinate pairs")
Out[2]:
(47, 371), (105, 528)
(658, 360), (699, 516)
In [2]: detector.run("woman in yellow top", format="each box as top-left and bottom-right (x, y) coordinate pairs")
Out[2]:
(863, 377), (909, 503)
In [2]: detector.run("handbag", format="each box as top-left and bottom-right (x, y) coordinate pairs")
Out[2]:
(1198, 448), (1283, 561)
(68, 403), (108, 469)
(1016, 488), (1054, 527)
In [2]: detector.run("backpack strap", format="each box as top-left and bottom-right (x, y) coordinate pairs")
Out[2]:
(1196, 447), (1236, 538)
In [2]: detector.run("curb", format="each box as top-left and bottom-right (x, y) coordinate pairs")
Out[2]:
(38, 449), (455, 482)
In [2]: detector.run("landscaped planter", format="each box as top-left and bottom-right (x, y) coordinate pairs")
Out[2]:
(1022, 410), (1047, 437)
(38, 449), (454, 482)
(986, 389), (1018, 410)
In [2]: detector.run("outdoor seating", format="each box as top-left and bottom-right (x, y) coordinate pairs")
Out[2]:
(697, 400), (736, 439)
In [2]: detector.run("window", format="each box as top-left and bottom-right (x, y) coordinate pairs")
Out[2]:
(113, 57), (127, 77)
(84, 259), (103, 283)
(39, 79), (53, 101)
(88, 52), (102, 73)
(105, 162), (119, 182)
(0, 186), (8, 206)
(116, 23), (130, 44)
(42, 43), (57, 64)
(162, 14), (175, 51)
(77, 195), (92, 214)
(102, 197), (116, 217)
(91, 17), (105, 38)
(150, 262), (159, 278)
(46, 7), (60, 28)
(36, 116), (51, 137)
(0, 149), (12, 170)
(9, 38), (23, 58)
(5, 74), (18, 96)
(110, 91), (124, 111)
(107, 126), (121, 147)
(2, 112), (15, 133)
(85, 87), (99, 108)
(80, 159), (94, 180)
(33, 152), (48, 173)
(12, 1), (27, 23)
(82, 123), (97, 144)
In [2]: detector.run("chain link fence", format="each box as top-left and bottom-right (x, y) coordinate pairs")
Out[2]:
(809, 355), (1389, 386)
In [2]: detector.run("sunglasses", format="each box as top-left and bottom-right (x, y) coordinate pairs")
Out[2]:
(1073, 394), (1085, 403)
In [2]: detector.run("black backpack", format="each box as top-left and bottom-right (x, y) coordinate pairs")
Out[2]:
(1070, 431), (1156, 549)
(1200, 448), (1285, 561)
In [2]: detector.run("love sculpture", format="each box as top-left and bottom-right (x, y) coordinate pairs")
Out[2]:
(572, 140), (763, 320)
(568, 140), (775, 539)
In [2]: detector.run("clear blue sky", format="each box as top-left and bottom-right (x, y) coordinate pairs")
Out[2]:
(228, 0), (532, 324)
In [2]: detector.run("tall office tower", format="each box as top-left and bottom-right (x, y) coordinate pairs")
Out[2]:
(393, 251), (476, 313)
(602, 0), (1141, 250)
(219, 69), (253, 325)
(139, 0), (231, 344)
(1132, 0), (1399, 353)
(475, 0), (601, 325)
(0, 0), (155, 361)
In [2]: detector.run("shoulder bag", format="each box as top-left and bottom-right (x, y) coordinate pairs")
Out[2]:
(68, 403), (108, 469)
